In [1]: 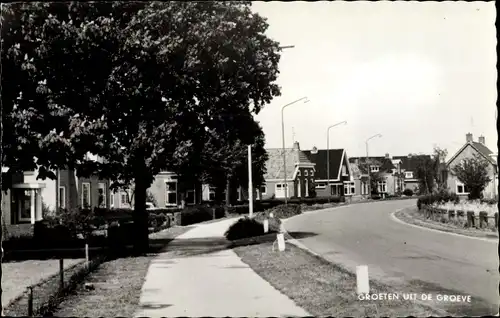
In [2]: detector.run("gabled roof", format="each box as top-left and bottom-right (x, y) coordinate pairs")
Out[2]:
(446, 141), (497, 166)
(302, 149), (345, 180)
(348, 157), (395, 174)
(392, 155), (432, 172)
(264, 148), (314, 180)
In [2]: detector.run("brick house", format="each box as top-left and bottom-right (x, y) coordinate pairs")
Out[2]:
(302, 148), (354, 199)
(1, 164), (110, 225)
(446, 133), (498, 199)
(349, 153), (429, 197)
(260, 142), (316, 200)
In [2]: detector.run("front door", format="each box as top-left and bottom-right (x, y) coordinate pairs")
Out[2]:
(275, 183), (288, 198)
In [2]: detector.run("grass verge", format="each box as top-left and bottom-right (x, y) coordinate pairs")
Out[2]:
(395, 207), (498, 240)
(49, 226), (193, 317)
(233, 240), (446, 317)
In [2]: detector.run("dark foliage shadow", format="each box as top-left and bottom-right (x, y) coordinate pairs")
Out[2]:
(285, 231), (318, 239)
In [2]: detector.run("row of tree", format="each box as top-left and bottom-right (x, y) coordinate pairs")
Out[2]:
(1, 2), (282, 253)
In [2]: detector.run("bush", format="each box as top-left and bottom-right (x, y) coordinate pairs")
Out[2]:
(227, 205), (250, 215)
(224, 217), (265, 241)
(403, 189), (414, 196)
(268, 204), (301, 219)
(417, 190), (460, 210)
(180, 205), (225, 226)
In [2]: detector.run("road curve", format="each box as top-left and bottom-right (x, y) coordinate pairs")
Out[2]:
(284, 200), (498, 315)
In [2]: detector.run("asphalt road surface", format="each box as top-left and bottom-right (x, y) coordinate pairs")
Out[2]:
(284, 199), (498, 316)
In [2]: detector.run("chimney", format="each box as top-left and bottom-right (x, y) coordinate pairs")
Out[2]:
(466, 132), (473, 143)
(478, 135), (485, 145)
(385, 153), (390, 159)
(293, 141), (300, 150)
(355, 158), (360, 165)
(311, 146), (318, 154)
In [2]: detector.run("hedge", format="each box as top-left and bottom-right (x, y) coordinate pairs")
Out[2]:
(417, 192), (460, 210)
(180, 205), (225, 226)
(224, 217), (265, 241)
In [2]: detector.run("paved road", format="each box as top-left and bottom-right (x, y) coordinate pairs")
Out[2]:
(284, 200), (498, 315)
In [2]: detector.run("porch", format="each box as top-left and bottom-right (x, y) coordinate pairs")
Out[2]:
(5, 183), (45, 225)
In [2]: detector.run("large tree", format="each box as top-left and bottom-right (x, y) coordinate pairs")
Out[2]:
(2, 2), (281, 253)
(452, 154), (492, 200)
(413, 154), (439, 195)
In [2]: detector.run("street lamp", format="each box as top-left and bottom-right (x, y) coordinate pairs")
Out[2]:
(326, 121), (347, 202)
(365, 134), (382, 198)
(282, 97), (309, 205)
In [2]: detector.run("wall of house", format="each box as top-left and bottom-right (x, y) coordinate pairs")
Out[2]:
(23, 170), (58, 212)
(262, 180), (294, 200)
(77, 177), (110, 209)
(447, 144), (497, 198)
(148, 173), (190, 208)
(59, 169), (79, 210)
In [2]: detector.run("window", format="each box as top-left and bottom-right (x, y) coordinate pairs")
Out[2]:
(456, 181), (469, 194)
(311, 170), (314, 176)
(165, 181), (178, 206)
(260, 185), (267, 195)
(405, 171), (413, 179)
(19, 190), (33, 221)
(342, 166), (347, 176)
(98, 183), (106, 208)
(377, 181), (387, 193)
(82, 183), (91, 208)
(315, 182), (326, 189)
(361, 182), (369, 195)
(297, 170), (301, 176)
(186, 189), (195, 204)
(370, 166), (379, 173)
(58, 186), (66, 209)
(120, 192), (128, 205)
(209, 187), (216, 201)
(304, 170), (308, 177)
(110, 193), (115, 208)
(237, 188), (242, 201)
(344, 182), (355, 195)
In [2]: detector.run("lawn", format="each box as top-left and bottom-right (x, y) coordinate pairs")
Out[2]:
(232, 240), (447, 317)
(2, 258), (84, 310)
(49, 226), (193, 317)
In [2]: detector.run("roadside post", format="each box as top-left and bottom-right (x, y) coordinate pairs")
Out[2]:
(356, 265), (370, 295)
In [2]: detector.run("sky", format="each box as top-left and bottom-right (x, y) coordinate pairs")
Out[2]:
(251, 1), (497, 159)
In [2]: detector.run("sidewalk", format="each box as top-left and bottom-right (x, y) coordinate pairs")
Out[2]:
(134, 218), (310, 317)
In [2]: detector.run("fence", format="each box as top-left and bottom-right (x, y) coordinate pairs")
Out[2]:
(3, 254), (106, 317)
(420, 205), (499, 229)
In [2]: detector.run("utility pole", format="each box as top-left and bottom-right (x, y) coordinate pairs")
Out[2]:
(327, 121), (347, 202)
(248, 145), (253, 218)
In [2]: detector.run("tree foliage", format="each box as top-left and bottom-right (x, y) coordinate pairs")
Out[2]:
(413, 154), (439, 195)
(452, 154), (492, 200)
(2, 1), (281, 253)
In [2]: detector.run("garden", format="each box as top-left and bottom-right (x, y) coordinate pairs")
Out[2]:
(413, 192), (498, 234)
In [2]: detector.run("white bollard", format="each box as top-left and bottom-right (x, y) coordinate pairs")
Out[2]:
(85, 243), (89, 267)
(277, 233), (285, 251)
(263, 219), (269, 233)
(356, 265), (370, 295)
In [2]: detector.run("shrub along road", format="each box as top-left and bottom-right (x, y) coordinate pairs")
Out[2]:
(283, 199), (498, 316)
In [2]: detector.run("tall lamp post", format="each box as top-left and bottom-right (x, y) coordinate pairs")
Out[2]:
(365, 134), (382, 198)
(282, 97), (309, 205)
(327, 121), (347, 202)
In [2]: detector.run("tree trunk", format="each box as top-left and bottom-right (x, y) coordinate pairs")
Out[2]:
(224, 177), (232, 215)
(133, 175), (149, 254)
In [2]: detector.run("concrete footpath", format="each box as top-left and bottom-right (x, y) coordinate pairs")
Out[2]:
(134, 218), (309, 317)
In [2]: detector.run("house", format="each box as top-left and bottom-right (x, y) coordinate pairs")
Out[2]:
(302, 147), (354, 198)
(260, 141), (316, 199)
(147, 171), (212, 208)
(1, 164), (110, 225)
(446, 133), (498, 199)
(349, 153), (430, 196)
(349, 154), (396, 197)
